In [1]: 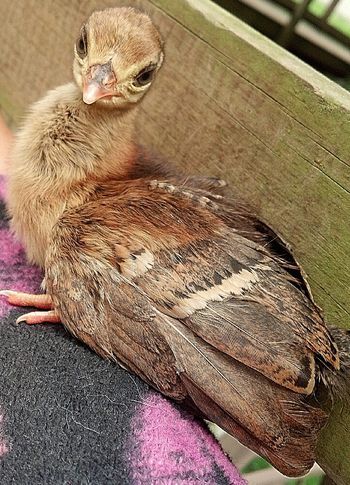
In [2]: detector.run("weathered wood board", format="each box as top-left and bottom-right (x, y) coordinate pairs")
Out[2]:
(0, 0), (349, 482)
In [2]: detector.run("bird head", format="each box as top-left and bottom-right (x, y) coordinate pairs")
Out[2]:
(73, 7), (164, 108)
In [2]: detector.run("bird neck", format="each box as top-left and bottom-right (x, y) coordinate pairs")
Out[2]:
(18, 82), (139, 194)
(72, 92), (138, 184)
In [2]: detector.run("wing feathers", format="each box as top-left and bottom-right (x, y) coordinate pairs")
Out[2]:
(45, 181), (338, 477)
(138, 237), (334, 393)
(188, 300), (317, 394)
(160, 315), (298, 446)
(159, 316), (327, 476)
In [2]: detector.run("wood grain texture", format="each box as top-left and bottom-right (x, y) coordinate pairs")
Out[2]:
(0, 0), (349, 481)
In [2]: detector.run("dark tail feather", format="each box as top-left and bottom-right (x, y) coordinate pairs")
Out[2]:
(181, 373), (324, 477)
(319, 327), (350, 398)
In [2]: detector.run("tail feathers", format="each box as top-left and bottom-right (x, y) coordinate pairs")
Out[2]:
(181, 373), (324, 477)
(318, 326), (350, 398)
(163, 316), (327, 477)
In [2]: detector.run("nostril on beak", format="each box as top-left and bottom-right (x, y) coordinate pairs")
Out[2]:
(103, 73), (116, 88)
(87, 62), (116, 87)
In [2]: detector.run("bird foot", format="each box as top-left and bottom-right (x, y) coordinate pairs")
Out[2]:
(16, 310), (61, 325)
(0, 290), (61, 324)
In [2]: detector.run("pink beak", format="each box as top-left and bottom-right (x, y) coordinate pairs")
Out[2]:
(83, 63), (117, 105)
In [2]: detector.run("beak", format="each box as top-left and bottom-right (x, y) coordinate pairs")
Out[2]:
(83, 62), (117, 105)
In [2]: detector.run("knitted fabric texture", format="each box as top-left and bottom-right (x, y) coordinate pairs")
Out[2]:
(0, 176), (245, 484)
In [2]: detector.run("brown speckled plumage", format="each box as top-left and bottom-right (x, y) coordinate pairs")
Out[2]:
(5, 7), (350, 478)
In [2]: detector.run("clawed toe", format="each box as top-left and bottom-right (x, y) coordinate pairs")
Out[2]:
(16, 310), (61, 325)
(0, 290), (61, 325)
(0, 290), (53, 309)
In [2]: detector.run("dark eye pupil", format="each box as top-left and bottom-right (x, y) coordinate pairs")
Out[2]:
(79, 38), (85, 52)
(135, 68), (155, 86)
(76, 27), (87, 58)
(139, 72), (151, 83)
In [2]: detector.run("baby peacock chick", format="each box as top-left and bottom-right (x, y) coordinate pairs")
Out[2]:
(2, 7), (350, 478)
(6, 7), (166, 268)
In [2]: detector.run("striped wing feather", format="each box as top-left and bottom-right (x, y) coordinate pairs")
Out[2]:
(45, 181), (336, 476)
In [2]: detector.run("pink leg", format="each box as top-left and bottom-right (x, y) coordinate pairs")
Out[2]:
(0, 290), (61, 324)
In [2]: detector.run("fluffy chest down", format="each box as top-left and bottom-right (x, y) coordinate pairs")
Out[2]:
(7, 82), (135, 267)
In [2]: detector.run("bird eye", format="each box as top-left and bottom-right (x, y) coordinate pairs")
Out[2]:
(76, 26), (88, 58)
(133, 66), (156, 87)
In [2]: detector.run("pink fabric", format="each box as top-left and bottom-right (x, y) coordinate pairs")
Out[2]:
(131, 393), (246, 485)
(0, 177), (42, 318)
(0, 413), (9, 457)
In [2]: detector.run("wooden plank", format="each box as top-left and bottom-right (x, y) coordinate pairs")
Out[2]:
(144, 0), (350, 328)
(0, 0), (349, 481)
(138, 2), (350, 481)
